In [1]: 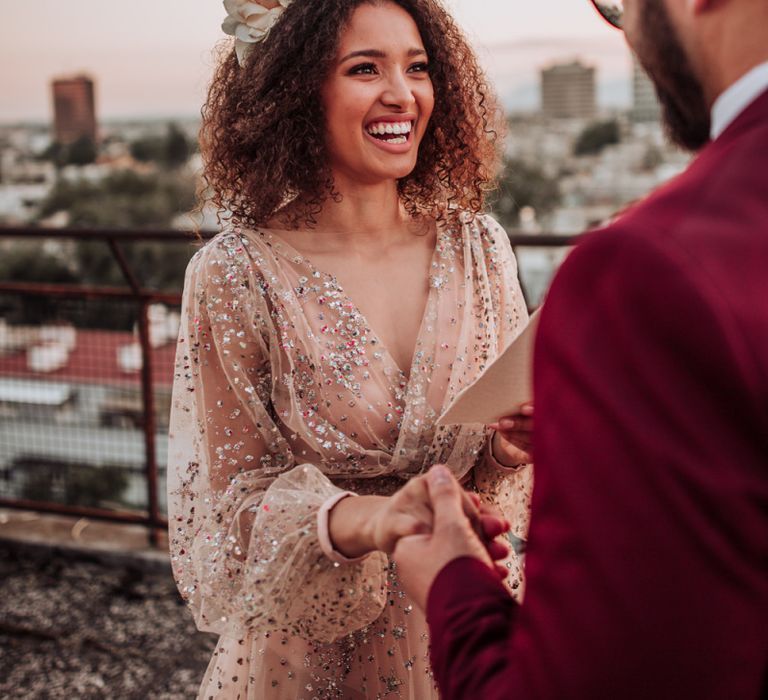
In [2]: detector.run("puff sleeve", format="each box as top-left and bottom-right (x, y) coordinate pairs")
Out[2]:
(167, 235), (388, 642)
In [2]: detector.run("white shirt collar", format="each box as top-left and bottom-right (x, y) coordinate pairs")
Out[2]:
(710, 61), (768, 140)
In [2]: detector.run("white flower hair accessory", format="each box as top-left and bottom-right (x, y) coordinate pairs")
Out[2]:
(222, 0), (294, 66)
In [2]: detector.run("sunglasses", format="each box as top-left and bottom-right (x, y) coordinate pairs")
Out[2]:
(591, 0), (624, 29)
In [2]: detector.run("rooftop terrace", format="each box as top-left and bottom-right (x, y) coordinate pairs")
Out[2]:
(0, 226), (577, 697)
(0, 509), (215, 699)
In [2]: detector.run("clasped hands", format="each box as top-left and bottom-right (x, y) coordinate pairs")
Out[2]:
(328, 405), (533, 608)
(329, 464), (514, 609)
(392, 464), (511, 610)
(328, 467), (512, 569)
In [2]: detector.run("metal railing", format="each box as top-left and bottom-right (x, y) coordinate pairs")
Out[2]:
(0, 226), (579, 546)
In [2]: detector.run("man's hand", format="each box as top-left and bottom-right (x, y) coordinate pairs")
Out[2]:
(392, 465), (511, 610)
(330, 471), (496, 558)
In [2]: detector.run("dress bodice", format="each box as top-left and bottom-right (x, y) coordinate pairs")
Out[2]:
(167, 212), (533, 697)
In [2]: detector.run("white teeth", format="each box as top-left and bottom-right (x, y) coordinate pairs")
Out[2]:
(366, 120), (413, 137)
(389, 136), (407, 144)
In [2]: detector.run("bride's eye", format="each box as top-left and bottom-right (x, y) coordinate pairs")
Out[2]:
(408, 62), (430, 74)
(348, 62), (378, 75)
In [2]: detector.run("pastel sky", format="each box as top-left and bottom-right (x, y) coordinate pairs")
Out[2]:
(0, 0), (631, 122)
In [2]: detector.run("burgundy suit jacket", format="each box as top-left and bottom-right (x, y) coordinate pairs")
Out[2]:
(428, 90), (768, 699)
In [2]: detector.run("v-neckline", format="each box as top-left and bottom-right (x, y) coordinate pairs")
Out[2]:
(254, 225), (442, 383)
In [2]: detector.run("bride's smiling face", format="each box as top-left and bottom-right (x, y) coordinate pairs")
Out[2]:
(321, 1), (435, 185)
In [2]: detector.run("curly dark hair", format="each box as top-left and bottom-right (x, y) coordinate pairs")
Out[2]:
(201, 0), (504, 228)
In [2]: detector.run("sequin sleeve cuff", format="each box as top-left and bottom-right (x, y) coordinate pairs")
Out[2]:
(317, 491), (370, 565)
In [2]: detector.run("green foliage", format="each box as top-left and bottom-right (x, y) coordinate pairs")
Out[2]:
(130, 123), (191, 169)
(40, 141), (62, 164)
(17, 458), (130, 509)
(165, 124), (192, 168)
(73, 239), (194, 290)
(68, 136), (98, 166)
(0, 168), (198, 326)
(0, 244), (77, 284)
(130, 137), (163, 164)
(574, 120), (621, 156)
(489, 158), (561, 228)
(0, 244), (79, 324)
(42, 136), (98, 167)
(0, 237), (193, 327)
(38, 170), (197, 229)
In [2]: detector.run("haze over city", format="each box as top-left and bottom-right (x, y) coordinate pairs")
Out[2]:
(0, 0), (631, 121)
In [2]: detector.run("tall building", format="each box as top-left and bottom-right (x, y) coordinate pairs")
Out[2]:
(631, 55), (662, 123)
(541, 61), (597, 120)
(51, 75), (97, 145)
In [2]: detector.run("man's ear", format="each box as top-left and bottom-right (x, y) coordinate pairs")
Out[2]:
(691, 0), (725, 15)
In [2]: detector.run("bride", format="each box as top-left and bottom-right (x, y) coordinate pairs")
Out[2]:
(168, 0), (533, 696)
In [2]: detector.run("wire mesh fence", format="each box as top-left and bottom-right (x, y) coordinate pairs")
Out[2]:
(0, 294), (177, 513)
(0, 227), (577, 545)
(0, 229), (200, 544)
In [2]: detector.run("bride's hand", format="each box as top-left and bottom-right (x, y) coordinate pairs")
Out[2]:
(330, 473), (507, 558)
(367, 476), (436, 555)
(329, 476), (452, 558)
(368, 475), (490, 554)
(368, 477), (517, 558)
(489, 402), (534, 467)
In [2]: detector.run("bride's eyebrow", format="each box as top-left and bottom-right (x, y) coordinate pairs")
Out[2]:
(339, 47), (427, 63)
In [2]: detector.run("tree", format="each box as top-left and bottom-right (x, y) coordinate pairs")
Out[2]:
(574, 119), (621, 156)
(40, 137), (98, 167)
(25, 169), (198, 328)
(130, 136), (164, 163)
(18, 458), (130, 509)
(40, 141), (63, 164)
(164, 123), (191, 169)
(0, 245), (76, 284)
(38, 170), (196, 230)
(489, 158), (561, 229)
(0, 245), (78, 325)
(130, 122), (191, 169)
(67, 135), (98, 166)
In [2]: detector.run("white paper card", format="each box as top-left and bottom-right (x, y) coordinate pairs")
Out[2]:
(437, 308), (541, 425)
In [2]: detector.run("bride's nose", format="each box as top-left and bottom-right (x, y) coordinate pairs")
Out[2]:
(380, 71), (416, 110)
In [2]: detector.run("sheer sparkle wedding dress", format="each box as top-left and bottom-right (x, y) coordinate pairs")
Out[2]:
(167, 213), (532, 699)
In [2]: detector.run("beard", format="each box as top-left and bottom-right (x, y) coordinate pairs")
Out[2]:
(633, 0), (711, 151)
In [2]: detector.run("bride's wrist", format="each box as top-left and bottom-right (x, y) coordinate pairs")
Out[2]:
(328, 494), (387, 558)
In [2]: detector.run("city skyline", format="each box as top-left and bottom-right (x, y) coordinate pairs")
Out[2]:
(0, 0), (631, 122)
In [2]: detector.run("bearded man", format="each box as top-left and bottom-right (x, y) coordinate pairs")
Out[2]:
(392, 0), (768, 697)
